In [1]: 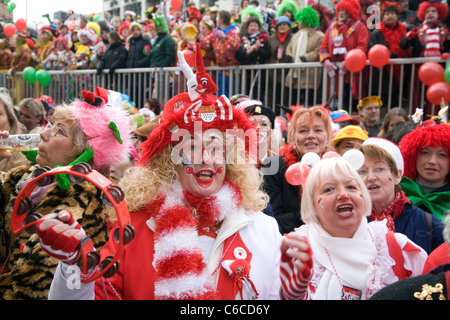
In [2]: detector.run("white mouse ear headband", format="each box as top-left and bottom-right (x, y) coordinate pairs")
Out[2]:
(285, 149), (365, 186)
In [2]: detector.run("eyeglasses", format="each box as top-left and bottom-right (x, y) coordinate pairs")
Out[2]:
(44, 122), (69, 137)
(357, 166), (391, 178)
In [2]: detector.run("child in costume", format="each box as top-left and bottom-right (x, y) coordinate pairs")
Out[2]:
(42, 35), (75, 70)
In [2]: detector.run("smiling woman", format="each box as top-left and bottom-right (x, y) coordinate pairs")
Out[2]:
(359, 139), (444, 254)
(279, 156), (428, 300)
(44, 68), (282, 300)
(263, 106), (334, 233)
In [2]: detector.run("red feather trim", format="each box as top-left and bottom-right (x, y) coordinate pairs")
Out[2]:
(379, 22), (410, 57)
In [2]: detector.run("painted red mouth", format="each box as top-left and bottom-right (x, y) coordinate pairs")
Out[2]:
(185, 166), (224, 188)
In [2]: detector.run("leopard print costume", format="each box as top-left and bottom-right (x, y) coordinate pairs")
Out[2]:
(0, 164), (112, 300)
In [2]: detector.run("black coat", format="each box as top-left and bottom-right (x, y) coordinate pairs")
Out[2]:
(262, 155), (303, 234)
(370, 263), (450, 300)
(125, 35), (151, 68)
(97, 41), (128, 74)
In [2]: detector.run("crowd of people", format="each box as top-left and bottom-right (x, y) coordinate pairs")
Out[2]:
(0, 0), (449, 108)
(0, 0), (448, 302)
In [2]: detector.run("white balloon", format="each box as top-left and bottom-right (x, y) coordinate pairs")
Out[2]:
(300, 152), (321, 167)
(342, 149), (365, 170)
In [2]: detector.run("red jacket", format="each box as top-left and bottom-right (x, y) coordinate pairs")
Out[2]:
(319, 19), (370, 63)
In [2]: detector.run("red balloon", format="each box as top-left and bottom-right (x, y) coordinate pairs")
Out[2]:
(15, 18), (27, 32)
(285, 162), (310, 186)
(426, 82), (450, 105)
(419, 62), (445, 86)
(368, 44), (390, 68)
(182, 49), (195, 67)
(345, 49), (367, 73)
(171, 0), (183, 11)
(3, 23), (16, 38)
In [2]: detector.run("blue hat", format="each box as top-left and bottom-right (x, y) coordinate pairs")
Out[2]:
(275, 16), (292, 28)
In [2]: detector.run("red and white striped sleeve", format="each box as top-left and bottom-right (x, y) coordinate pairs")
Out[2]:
(280, 238), (313, 300)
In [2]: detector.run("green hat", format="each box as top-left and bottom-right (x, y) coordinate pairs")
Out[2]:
(277, 0), (298, 18)
(295, 5), (320, 28)
(153, 12), (168, 34)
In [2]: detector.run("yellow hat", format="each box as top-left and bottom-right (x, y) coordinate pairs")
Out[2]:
(333, 125), (369, 146)
(129, 22), (143, 31)
(357, 96), (383, 110)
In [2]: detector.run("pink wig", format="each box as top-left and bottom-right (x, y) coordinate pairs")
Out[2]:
(67, 93), (131, 170)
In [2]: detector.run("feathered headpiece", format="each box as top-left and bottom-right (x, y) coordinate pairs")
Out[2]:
(67, 90), (131, 171)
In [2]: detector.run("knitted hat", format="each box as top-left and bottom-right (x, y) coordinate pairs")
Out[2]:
(333, 125), (369, 146)
(188, 6), (202, 22)
(417, 1), (448, 22)
(363, 137), (404, 175)
(399, 123), (450, 181)
(335, 0), (361, 21)
(275, 15), (292, 28)
(78, 27), (97, 43)
(357, 96), (383, 110)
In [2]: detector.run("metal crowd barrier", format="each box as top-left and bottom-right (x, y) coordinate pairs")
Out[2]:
(0, 57), (447, 116)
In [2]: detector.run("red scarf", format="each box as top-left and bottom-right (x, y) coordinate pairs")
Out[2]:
(153, 178), (243, 300)
(277, 32), (289, 44)
(369, 191), (410, 231)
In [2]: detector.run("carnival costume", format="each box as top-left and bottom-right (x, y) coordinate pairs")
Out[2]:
(0, 91), (131, 299)
(47, 44), (282, 300)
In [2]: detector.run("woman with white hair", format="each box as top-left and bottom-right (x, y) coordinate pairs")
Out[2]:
(280, 154), (428, 300)
(138, 108), (156, 124)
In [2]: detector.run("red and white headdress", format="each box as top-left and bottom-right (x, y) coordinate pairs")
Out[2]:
(138, 45), (254, 166)
(77, 27), (97, 44)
